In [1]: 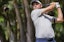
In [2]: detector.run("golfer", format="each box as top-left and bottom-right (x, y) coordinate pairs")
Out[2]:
(31, 0), (63, 42)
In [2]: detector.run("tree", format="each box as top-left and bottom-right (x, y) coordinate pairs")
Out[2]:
(22, 0), (35, 42)
(13, 0), (26, 42)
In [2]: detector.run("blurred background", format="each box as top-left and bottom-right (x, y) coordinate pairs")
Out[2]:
(0, 0), (64, 42)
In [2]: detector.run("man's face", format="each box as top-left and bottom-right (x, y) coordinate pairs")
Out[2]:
(36, 3), (42, 8)
(33, 3), (42, 9)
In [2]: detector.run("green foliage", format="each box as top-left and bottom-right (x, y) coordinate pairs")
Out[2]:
(0, 0), (11, 7)
(0, 17), (4, 22)
(0, 0), (64, 42)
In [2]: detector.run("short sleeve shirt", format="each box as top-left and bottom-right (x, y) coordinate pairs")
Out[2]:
(31, 9), (56, 38)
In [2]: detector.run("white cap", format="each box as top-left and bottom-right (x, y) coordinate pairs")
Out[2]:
(31, 0), (42, 5)
(36, 1), (42, 4)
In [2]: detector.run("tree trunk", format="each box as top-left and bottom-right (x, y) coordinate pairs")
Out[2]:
(22, 0), (35, 42)
(13, 0), (26, 42)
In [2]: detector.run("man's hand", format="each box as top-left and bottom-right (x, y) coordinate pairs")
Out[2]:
(55, 2), (60, 8)
(50, 2), (56, 6)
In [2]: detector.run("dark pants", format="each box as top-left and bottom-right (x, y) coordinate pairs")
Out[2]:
(36, 38), (56, 42)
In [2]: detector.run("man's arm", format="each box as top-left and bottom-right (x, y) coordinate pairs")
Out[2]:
(55, 2), (63, 22)
(56, 7), (63, 22)
(41, 2), (56, 13)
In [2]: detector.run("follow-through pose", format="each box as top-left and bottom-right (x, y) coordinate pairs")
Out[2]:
(31, 0), (63, 42)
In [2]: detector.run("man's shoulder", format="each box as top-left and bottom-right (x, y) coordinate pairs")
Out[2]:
(31, 9), (38, 12)
(31, 9), (37, 15)
(31, 9), (43, 13)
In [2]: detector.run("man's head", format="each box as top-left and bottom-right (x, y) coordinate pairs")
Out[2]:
(31, 1), (42, 9)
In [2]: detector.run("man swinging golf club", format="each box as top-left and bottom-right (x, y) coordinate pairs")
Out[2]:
(31, 0), (63, 42)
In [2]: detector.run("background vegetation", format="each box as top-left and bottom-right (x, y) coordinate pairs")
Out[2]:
(0, 0), (64, 42)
